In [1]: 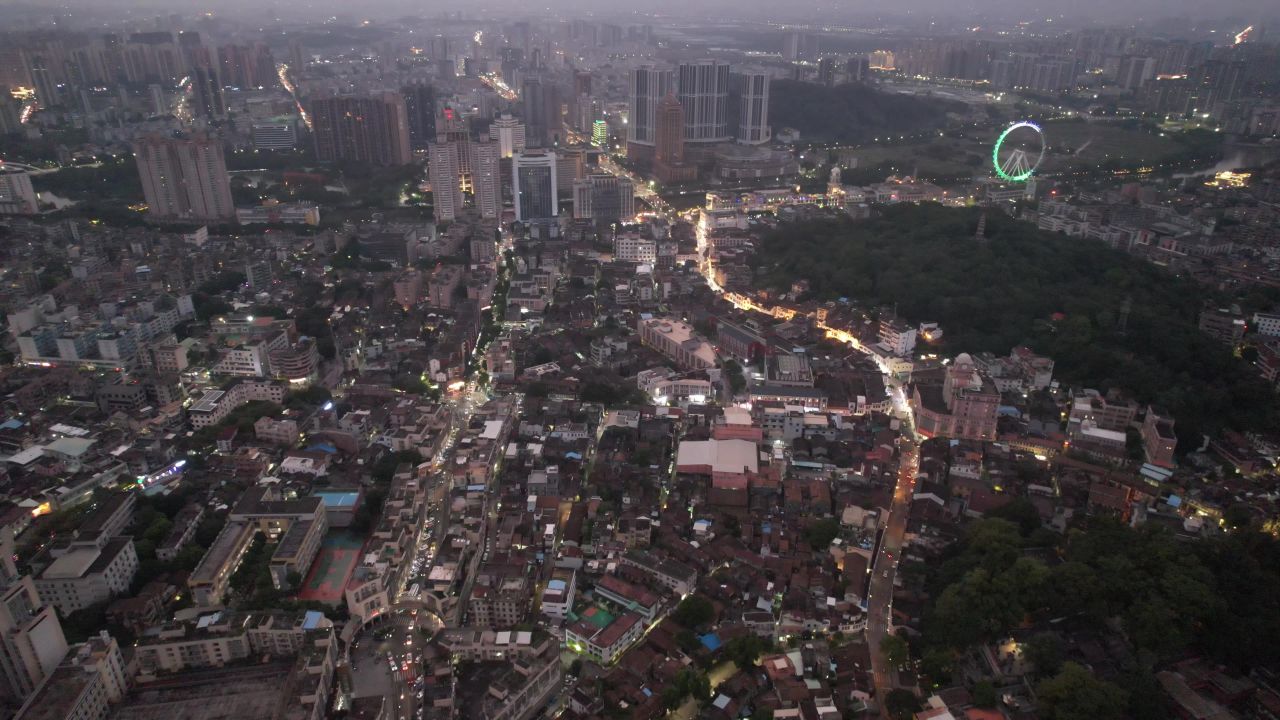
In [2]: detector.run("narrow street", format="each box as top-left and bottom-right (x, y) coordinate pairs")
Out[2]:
(865, 439), (918, 717)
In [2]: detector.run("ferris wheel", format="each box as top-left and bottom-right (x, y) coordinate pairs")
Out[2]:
(992, 121), (1046, 182)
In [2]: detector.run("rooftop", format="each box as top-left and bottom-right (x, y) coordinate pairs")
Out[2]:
(111, 663), (293, 720)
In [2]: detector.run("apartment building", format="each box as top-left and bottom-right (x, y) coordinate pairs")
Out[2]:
(14, 633), (127, 720)
(34, 538), (138, 616)
(0, 550), (67, 706)
(187, 379), (287, 429)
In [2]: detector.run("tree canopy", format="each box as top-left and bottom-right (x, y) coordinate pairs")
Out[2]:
(753, 205), (1278, 444)
(671, 595), (715, 629)
(1036, 663), (1128, 720)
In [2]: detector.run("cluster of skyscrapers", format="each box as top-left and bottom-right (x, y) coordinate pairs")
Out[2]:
(627, 60), (770, 181)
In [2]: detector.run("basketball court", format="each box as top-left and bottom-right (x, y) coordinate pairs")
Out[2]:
(296, 533), (363, 604)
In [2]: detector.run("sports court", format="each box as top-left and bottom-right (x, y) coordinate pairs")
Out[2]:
(296, 532), (364, 603)
(573, 605), (616, 630)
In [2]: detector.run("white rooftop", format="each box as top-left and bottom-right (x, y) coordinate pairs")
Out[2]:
(676, 438), (759, 475)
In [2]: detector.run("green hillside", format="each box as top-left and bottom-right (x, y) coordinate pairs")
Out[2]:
(752, 204), (1276, 446)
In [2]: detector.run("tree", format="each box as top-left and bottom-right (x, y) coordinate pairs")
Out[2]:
(919, 648), (956, 685)
(1036, 663), (1128, 720)
(884, 689), (922, 720)
(675, 628), (701, 654)
(804, 518), (841, 549)
(724, 634), (771, 670)
(172, 544), (206, 571)
(1223, 503), (1253, 531)
(1025, 632), (1066, 678)
(671, 595), (714, 629)
(988, 498), (1044, 536)
(971, 680), (997, 708)
(880, 635), (909, 668)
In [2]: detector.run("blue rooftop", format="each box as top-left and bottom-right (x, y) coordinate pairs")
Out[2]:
(313, 491), (360, 508)
(302, 610), (324, 630)
(699, 633), (722, 651)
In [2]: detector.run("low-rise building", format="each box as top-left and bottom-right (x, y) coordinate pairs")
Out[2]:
(877, 316), (916, 357)
(565, 612), (644, 665)
(594, 574), (661, 622)
(187, 379), (287, 429)
(638, 317), (717, 369)
(911, 354), (1000, 442)
(620, 550), (698, 596)
(188, 487), (325, 606)
(539, 569), (576, 621)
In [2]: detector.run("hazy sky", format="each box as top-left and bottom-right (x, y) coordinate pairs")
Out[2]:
(0, 0), (1275, 27)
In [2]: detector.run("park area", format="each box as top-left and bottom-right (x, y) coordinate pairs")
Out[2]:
(841, 118), (1217, 184)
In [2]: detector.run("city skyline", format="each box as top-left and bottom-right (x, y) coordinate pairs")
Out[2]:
(0, 7), (1277, 720)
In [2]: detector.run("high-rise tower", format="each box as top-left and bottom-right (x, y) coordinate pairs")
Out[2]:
(512, 150), (558, 222)
(310, 93), (412, 166)
(626, 64), (672, 165)
(134, 133), (235, 222)
(676, 60), (731, 145)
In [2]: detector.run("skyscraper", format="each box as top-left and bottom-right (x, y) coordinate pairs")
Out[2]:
(310, 93), (413, 166)
(429, 141), (463, 222)
(574, 71), (592, 97)
(512, 150), (558, 222)
(817, 57), (837, 86)
(472, 140), (502, 220)
(676, 60), (731, 146)
(178, 32), (223, 120)
(521, 75), (562, 148)
(25, 53), (59, 107)
(134, 133), (235, 222)
(436, 108), (473, 185)
(733, 71), (770, 145)
(218, 43), (275, 89)
(653, 93), (695, 183)
(0, 95), (21, 134)
(846, 55), (871, 82)
(627, 64), (672, 164)
(572, 174), (635, 224)
(489, 114), (527, 158)
(188, 64), (224, 119)
(401, 84), (437, 152)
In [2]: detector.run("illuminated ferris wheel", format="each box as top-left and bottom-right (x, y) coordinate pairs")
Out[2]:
(992, 121), (1046, 183)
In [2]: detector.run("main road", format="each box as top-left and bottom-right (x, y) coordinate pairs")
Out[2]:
(865, 439), (918, 716)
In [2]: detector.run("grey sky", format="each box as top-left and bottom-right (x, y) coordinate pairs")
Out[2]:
(0, 0), (1275, 27)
